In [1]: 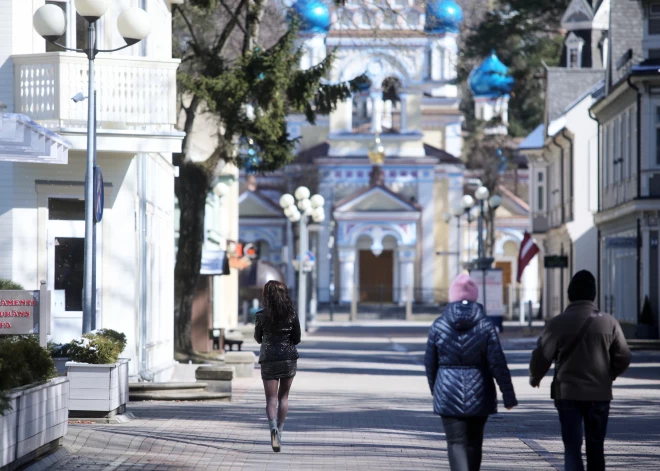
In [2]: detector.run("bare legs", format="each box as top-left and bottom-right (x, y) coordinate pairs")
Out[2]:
(263, 377), (295, 428)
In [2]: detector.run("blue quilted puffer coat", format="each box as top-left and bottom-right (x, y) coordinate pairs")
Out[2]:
(425, 301), (518, 417)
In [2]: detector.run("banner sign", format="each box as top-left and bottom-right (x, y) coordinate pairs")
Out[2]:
(469, 269), (504, 316)
(0, 290), (40, 334)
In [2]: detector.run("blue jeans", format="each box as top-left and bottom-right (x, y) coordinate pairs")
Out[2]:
(555, 400), (610, 471)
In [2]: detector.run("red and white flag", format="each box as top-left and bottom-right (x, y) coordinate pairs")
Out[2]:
(517, 231), (540, 282)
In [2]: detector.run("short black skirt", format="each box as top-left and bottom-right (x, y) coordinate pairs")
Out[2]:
(260, 360), (297, 380)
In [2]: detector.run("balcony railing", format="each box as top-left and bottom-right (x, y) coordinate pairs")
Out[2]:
(12, 52), (179, 132)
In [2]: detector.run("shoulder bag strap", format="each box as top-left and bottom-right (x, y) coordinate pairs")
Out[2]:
(554, 311), (597, 377)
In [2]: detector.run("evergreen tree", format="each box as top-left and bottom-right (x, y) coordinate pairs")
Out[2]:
(172, 0), (364, 355)
(459, 0), (569, 136)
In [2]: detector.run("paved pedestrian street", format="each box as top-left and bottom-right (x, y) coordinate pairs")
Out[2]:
(39, 324), (660, 471)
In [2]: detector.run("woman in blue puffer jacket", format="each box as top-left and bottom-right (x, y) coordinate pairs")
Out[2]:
(425, 274), (518, 471)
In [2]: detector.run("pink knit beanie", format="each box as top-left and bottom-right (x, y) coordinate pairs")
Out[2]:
(449, 274), (479, 303)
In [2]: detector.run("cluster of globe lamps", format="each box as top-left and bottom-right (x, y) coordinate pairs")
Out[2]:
(279, 188), (326, 225)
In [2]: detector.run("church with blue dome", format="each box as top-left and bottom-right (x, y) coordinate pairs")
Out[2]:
(237, 0), (533, 315)
(288, 0), (331, 34)
(425, 0), (463, 34)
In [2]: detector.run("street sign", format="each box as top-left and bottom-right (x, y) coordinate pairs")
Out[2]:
(0, 290), (40, 335)
(605, 237), (637, 249)
(469, 269), (504, 316)
(94, 166), (104, 223)
(544, 255), (568, 269)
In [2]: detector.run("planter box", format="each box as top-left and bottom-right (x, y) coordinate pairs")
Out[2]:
(66, 359), (130, 417)
(0, 377), (69, 471)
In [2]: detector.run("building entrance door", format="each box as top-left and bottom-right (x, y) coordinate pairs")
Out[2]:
(359, 250), (393, 303)
(495, 261), (512, 307)
(46, 198), (101, 343)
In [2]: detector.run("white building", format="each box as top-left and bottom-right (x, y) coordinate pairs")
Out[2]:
(590, 0), (660, 337)
(0, 0), (183, 381)
(519, 0), (607, 318)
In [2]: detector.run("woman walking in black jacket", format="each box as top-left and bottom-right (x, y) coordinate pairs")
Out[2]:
(425, 274), (518, 471)
(254, 280), (301, 453)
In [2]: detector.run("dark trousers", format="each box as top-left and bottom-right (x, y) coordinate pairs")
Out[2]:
(441, 416), (488, 471)
(555, 400), (611, 471)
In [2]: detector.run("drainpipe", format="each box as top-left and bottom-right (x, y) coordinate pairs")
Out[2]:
(627, 76), (642, 323)
(588, 108), (601, 306)
(561, 129), (574, 222)
(138, 155), (152, 382)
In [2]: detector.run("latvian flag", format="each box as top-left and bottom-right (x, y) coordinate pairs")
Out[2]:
(517, 231), (540, 283)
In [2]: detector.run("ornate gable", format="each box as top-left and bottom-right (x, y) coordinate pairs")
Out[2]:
(561, 0), (594, 30)
(334, 185), (420, 213)
(238, 191), (283, 218)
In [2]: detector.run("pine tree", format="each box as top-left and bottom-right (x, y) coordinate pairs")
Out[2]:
(172, 1), (365, 355)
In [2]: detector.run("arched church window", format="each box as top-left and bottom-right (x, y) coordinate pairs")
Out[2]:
(381, 77), (402, 132)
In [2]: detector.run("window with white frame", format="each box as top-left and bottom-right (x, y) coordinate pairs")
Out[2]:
(565, 32), (585, 69)
(649, 2), (660, 35)
(537, 170), (545, 211)
(45, 0), (88, 51)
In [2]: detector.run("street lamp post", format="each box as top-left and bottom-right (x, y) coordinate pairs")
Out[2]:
(443, 195), (476, 277)
(472, 186), (502, 318)
(33, 1), (150, 334)
(279, 188), (326, 333)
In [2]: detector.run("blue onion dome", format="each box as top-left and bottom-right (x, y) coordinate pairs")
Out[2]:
(469, 50), (515, 97)
(425, 0), (464, 34)
(288, 0), (331, 34)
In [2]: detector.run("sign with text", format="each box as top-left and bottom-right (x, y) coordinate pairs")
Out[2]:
(0, 290), (40, 334)
(469, 269), (504, 316)
(544, 255), (569, 269)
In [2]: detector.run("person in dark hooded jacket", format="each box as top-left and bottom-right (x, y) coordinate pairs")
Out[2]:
(425, 273), (518, 471)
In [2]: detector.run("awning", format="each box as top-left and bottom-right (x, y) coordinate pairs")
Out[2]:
(0, 113), (71, 164)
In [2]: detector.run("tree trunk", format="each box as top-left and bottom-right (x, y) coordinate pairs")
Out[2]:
(173, 161), (209, 355)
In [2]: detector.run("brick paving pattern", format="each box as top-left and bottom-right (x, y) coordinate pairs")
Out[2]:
(35, 324), (660, 470)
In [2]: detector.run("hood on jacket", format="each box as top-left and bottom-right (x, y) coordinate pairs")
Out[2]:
(445, 301), (485, 331)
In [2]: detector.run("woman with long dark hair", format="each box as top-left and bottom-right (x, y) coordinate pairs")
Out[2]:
(254, 280), (301, 453)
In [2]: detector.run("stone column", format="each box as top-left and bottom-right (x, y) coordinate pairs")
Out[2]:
(370, 92), (383, 133)
(343, 97), (353, 132)
(399, 93), (408, 133)
(418, 178), (436, 304)
(317, 186), (332, 303)
(398, 247), (416, 305)
(338, 247), (356, 304)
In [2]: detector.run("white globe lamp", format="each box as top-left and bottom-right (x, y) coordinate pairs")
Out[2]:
(117, 8), (151, 45)
(33, 5), (67, 42)
(297, 198), (311, 212)
(295, 186), (310, 201)
(213, 182), (228, 198)
(310, 194), (325, 209)
(461, 195), (475, 210)
(475, 186), (490, 201)
(489, 194), (502, 210)
(279, 193), (295, 209)
(74, 0), (111, 21)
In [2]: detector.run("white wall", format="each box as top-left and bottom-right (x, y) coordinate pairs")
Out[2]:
(564, 96), (598, 276)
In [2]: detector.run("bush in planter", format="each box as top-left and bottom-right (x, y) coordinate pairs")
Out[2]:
(0, 336), (56, 415)
(68, 329), (127, 364)
(0, 278), (24, 290)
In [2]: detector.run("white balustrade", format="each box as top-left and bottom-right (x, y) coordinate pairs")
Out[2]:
(12, 53), (179, 131)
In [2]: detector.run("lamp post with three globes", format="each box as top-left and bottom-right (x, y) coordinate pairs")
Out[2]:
(279, 187), (326, 333)
(33, 0), (151, 334)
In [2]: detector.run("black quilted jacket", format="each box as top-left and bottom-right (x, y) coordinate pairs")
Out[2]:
(424, 301), (518, 417)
